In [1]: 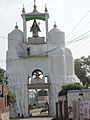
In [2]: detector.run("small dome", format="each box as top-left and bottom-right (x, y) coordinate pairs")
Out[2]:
(8, 23), (23, 36)
(9, 28), (23, 36)
(49, 27), (64, 33)
(8, 28), (23, 42)
(48, 27), (65, 45)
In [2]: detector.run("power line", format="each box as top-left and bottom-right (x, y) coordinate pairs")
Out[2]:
(66, 34), (90, 45)
(66, 31), (90, 43)
(66, 10), (90, 38)
(66, 22), (90, 41)
(72, 37), (90, 57)
(0, 30), (90, 43)
(0, 34), (90, 63)
(0, 35), (89, 64)
(66, 35), (90, 57)
(0, 31), (90, 63)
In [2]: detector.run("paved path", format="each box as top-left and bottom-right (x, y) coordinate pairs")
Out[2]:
(19, 117), (53, 120)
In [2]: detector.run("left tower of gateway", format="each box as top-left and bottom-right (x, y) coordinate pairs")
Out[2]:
(6, 1), (49, 117)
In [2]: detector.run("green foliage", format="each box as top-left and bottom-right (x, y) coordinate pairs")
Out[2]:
(7, 90), (16, 107)
(74, 56), (90, 88)
(58, 83), (85, 96)
(0, 68), (16, 107)
(37, 89), (48, 96)
(10, 118), (18, 120)
(0, 67), (8, 84)
(0, 67), (5, 83)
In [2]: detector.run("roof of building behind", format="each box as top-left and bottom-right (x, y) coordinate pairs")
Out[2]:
(68, 89), (90, 93)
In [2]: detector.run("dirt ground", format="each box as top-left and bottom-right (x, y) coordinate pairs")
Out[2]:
(19, 108), (53, 120)
(19, 117), (53, 120)
(30, 108), (48, 116)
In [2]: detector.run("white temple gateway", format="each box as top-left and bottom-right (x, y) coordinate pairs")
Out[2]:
(6, 1), (79, 118)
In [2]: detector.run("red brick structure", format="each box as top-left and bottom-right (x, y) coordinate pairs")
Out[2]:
(0, 84), (9, 120)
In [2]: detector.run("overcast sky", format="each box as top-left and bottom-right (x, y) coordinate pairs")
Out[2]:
(0, 0), (90, 69)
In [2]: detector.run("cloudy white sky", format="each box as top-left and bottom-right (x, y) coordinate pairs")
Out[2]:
(0, 0), (90, 69)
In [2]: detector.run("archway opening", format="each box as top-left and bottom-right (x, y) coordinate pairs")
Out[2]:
(28, 88), (49, 117)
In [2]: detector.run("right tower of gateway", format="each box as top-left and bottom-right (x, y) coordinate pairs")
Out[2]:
(47, 24), (80, 116)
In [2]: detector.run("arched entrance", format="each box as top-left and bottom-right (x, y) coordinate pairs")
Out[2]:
(27, 69), (51, 117)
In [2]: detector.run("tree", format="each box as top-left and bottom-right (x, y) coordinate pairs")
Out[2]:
(7, 90), (16, 107)
(58, 83), (85, 96)
(0, 67), (5, 83)
(0, 67), (8, 84)
(74, 56), (90, 88)
(0, 68), (16, 106)
(37, 89), (48, 96)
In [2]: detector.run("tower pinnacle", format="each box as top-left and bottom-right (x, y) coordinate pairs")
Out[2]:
(34, 0), (36, 5)
(45, 4), (48, 13)
(15, 22), (18, 29)
(33, 0), (38, 12)
(54, 22), (57, 28)
(22, 4), (25, 13)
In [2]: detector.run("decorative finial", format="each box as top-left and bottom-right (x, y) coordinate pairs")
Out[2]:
(34, 0), (36, 5)
(22, 4), (25, 13)
(54, 22), (57, 28)
(15, 23), (18, 29)
(45, 4), (48, 13)
(33, 0), (38, 12)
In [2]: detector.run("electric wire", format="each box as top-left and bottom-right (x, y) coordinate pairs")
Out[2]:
(71, 36), (90, 56)
(0, 31), (89, 43)
(66, 34), (90, 45)
(66, 34), (90, 57)
(66, 10), (90, 38)
(66, 31), (90, 44)
(0, 32), (90, 63)
(0, 38), (90, 79)
(66, 22), (90, 41)
(0, 28), (90, 63)
(66, 31), (90, 43)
